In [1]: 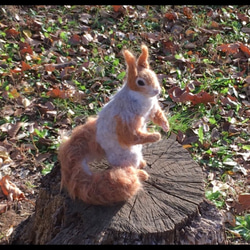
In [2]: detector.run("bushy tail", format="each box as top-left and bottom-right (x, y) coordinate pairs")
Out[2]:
(62, 162), (148, 205)
(58, 118), (149, 206)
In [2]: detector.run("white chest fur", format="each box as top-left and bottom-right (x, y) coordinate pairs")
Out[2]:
(96, 84), (158, 167)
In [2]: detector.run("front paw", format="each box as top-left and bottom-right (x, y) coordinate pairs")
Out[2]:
(148, 132), (161, 142)
(137, 169), (149, 181)
(161, 120), (170, 132)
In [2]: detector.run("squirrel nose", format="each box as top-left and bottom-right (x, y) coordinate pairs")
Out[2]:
(154, 88), (161, 95)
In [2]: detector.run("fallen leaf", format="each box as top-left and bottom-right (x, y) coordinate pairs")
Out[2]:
(0, 203), (10, 214)
(112, 5), (123, 12)
(220, 95), (239, 107)
(21, 61), (31, 71)
(68, 34), (81, 45)
(6, 28), (19, 38)
(162, 40), (179, 54)
(10, 67), (22, 74)
(0, 175), (25, 201)
(238, 194), (250, 211)
(222, 211), (236, 227)
(44, 64), (56, 72)
(239, 43), (250, 58)
(7, 122), (23, 138)
(82, 33), (93, 45)
(35, 152), (51, 163)
(183, 7), (193, 19)
(19, 41), (33, 55)
(141, 32), (161, 43)
(22, 29), (32, 38)
(185, 29), (195, 37)
(9, 88), (20, 98)
(217, 43), (240, 54)
(47, 87), (67, 99)
(232, 165), (247, 176)
(5, 225), (14, 238)
(0, 146), (11, 164)
(211, 21), (220, 28)
(236, 151), (250, 161)
(241, 27), (250, 34)
(165, 12), (178, 20)
(245, 76), (250, 84)
(168, 86), (214, 105)
(20, 46), (33, 55)
(182, 144), (192, 149)
(237, 13), (249, 23)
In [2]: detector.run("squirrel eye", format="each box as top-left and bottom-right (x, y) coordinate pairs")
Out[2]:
(137, 79), (145, 86)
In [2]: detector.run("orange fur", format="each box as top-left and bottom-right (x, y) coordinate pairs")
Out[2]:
(137, 44), (150, 68)
(58, 117), (149, 205)
(150, 103), (170, 132)
(123, 50), (137, 92)
(115, 115), (161, 147)
(58, 44), (169, 206)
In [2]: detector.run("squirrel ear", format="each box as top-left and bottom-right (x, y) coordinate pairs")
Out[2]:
(123, 49), (137, 80)
(137, 44), (149, 68)
(123, 49), (136, 67)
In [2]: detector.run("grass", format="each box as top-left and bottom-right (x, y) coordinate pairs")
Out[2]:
(0, 5), (249, 244)
(167, 109), (196, 135)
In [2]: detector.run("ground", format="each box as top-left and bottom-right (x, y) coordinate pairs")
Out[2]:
(0, 5), (249, 244)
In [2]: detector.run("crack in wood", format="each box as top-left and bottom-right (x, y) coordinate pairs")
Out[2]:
(148, 181), (203, 207)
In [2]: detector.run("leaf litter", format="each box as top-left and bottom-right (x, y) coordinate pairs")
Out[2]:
(0, 5), (249, 244)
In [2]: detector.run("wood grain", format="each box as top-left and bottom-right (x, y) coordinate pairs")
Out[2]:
(10, 138), (226, 245)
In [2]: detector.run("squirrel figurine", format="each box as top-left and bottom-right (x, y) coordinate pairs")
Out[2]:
(58, 44), (170, 205)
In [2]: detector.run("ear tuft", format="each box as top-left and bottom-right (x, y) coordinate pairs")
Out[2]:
(137, 44), (149, 68)
(122, 49), (137, 86)
(123, 49), (136, 66)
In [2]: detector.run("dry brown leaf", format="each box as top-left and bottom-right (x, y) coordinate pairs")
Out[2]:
(183, 7), (193, 19)
(0, 175), (25, 201)
(222, 211), (236, 227)
(21, 61), (31, 71)
(238, 194), (250, 211)
(165, 12), (178, 20)
(5, 28), (19, 38)
(46, 87), (67, 99)
(168, 86), (215, 105)
(217, 43), (240, 54)
(141, 32), (161, 43)
(68, 34), (81, 46)
(5, 225), (14, 238)
(239, 43), (250, 58)
(0, 203), (10, 215)
(245, 76), (250, 84)
(20, 45), (33, 55)
(0, 146), (11, 164)
(44, 64), (56, 72)
(163, 40), (179, 54)
(35, 152), (51, 163)
(237, 13), (249, 23)
(112, 5), (123, 12)
(7, 122), (23, 138)
(9, 89), (20, 98)
(211, 21), (220, 28)
(185, 29), (195, 37)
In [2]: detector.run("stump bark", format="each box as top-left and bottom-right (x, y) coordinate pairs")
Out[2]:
(10, 138), (226, 244)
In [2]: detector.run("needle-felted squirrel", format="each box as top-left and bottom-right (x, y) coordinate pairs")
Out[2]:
(58, 44), (169, 205)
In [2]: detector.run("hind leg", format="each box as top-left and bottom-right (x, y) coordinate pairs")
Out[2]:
(137, 169), (149, 181)
(139, 159), (147, 169)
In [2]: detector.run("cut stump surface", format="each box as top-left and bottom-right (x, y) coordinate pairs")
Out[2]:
(10, 138), (226, 244)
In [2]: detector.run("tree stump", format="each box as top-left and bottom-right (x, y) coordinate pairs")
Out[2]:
(10, 138), (226, 244)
